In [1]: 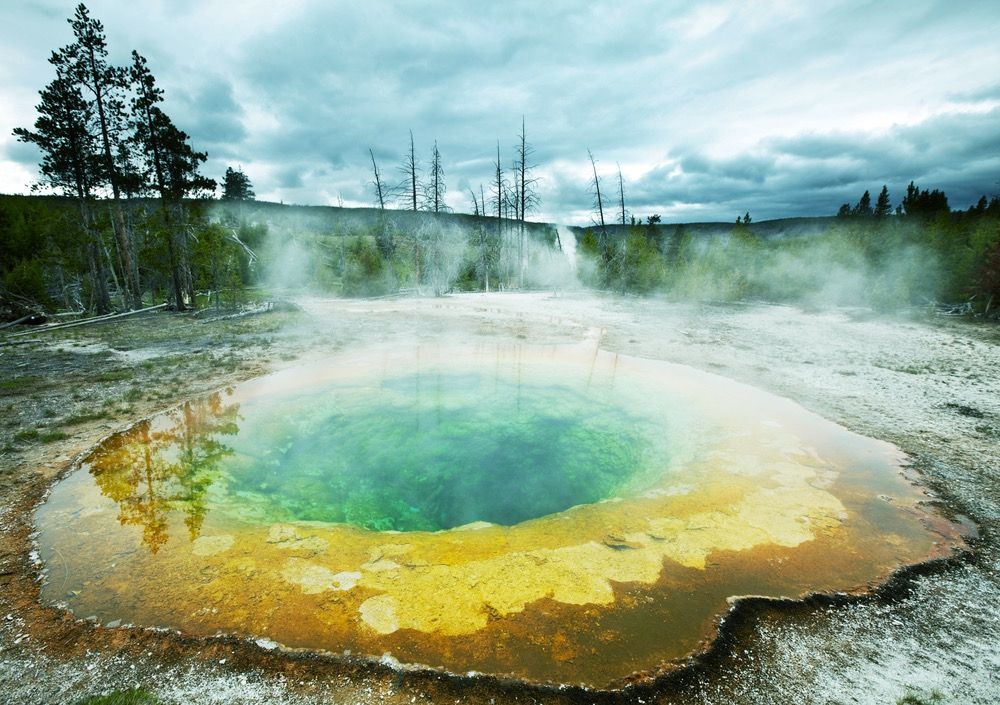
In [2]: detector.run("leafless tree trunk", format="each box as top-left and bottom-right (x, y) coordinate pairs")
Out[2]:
(469, 187), (480, 217)
(492, 141), (508, 286)
(399, 130), (419, 212)
(589, 149), (607, 234)
(369, 147), (386, 210)
(617, 163), (627, 226)
(514, 117), (539, 287)
(427, 141), (446, 213)
(82, 42), (141, 309)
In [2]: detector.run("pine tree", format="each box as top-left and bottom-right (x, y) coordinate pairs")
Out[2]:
(221, 167), (254, 201)
(63, 3), (142, 308)
(13, 73), (112, 313)
(853, 190), (873, 217)
(874, 185), (892, 219)
(131, 51), (214, 309)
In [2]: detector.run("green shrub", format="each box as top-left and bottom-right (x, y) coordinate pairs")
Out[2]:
(3, 258), (53, 307)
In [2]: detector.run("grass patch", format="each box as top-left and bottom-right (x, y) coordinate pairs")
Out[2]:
(93, 369), (133, 383)
(76, 688), (160, 705)
(40, 430), (71, 443)
(0, 376), (41, 395)
(123, 387), (144, 402)
(14, 429), (39, 442)
(62, 411), (110, 426)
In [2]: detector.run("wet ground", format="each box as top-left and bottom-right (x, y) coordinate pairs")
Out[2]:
(1, 292), (998, 704)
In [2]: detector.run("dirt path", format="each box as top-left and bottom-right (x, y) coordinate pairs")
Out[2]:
(1, 293), (997, 704)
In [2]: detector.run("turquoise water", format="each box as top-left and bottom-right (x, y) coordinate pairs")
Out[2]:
(226, 371), (657, 531)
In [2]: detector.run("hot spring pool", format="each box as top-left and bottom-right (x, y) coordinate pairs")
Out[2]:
(34, 342), (963, 687)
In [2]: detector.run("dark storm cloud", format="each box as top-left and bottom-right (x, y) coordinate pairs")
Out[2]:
(171, 76), (247, 150)
(2, 0), (999, 221)
(616, 107), (1000, 222)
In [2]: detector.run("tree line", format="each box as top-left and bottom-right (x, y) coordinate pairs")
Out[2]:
(577, 178), (1000, 312)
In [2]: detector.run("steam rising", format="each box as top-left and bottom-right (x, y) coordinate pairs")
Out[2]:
(218, 202), (963, 310)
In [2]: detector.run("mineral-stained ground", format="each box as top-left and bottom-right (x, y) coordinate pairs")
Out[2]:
(1, 293), (998, 704)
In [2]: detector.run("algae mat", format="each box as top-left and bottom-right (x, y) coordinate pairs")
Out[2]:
(34, 342), (964, 687)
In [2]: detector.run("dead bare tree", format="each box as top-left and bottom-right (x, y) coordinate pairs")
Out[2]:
(369, 147), (387, 210)
(369, 147), (396, 260)
(588, 149), (607, 235)
(396, 131), (422, 282)
(617, 163), (628, 226)
(398, 130), (419, 212)
(424, 140), (448, 213)
(491, 141), (508, 286)
(515, 117), (540, 286)
(469, 187), (480, 217)
(589, 149), (621, 287)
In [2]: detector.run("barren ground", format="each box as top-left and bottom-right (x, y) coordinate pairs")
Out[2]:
(1, 292), (997, 704)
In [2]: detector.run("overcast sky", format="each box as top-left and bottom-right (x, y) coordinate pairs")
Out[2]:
(2, 0), (999, 224)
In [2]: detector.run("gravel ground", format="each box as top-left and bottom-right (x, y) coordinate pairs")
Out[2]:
(1, 292), (997, 705)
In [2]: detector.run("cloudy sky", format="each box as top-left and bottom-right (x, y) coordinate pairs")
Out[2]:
(2, 0), (999, 224)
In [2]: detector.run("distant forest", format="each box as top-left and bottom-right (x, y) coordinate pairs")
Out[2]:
(3, 4), (1000, 319)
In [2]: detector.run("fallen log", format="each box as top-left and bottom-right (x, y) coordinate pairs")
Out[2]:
(0, 313), (44, 330)
(0, 303), (167, 341)
(198, 302), (274, 323)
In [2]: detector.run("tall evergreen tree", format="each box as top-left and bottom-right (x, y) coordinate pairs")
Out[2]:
(902, 181), (950, 219)
(874, 185), (892, 219)
(853, 190), (873, 217)
(221, 167), (254, 201)
(13, 73), (111, 313)
(131, 51), (215, 310)
(62, 3), (142, 309)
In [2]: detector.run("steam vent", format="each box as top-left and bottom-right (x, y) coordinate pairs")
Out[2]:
(35, 343), (964, 688)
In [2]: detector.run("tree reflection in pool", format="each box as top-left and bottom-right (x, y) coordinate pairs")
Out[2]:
(35, 342), (965, 688)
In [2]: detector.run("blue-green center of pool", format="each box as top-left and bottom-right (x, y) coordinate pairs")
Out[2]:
(225, 372), (657, 531)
